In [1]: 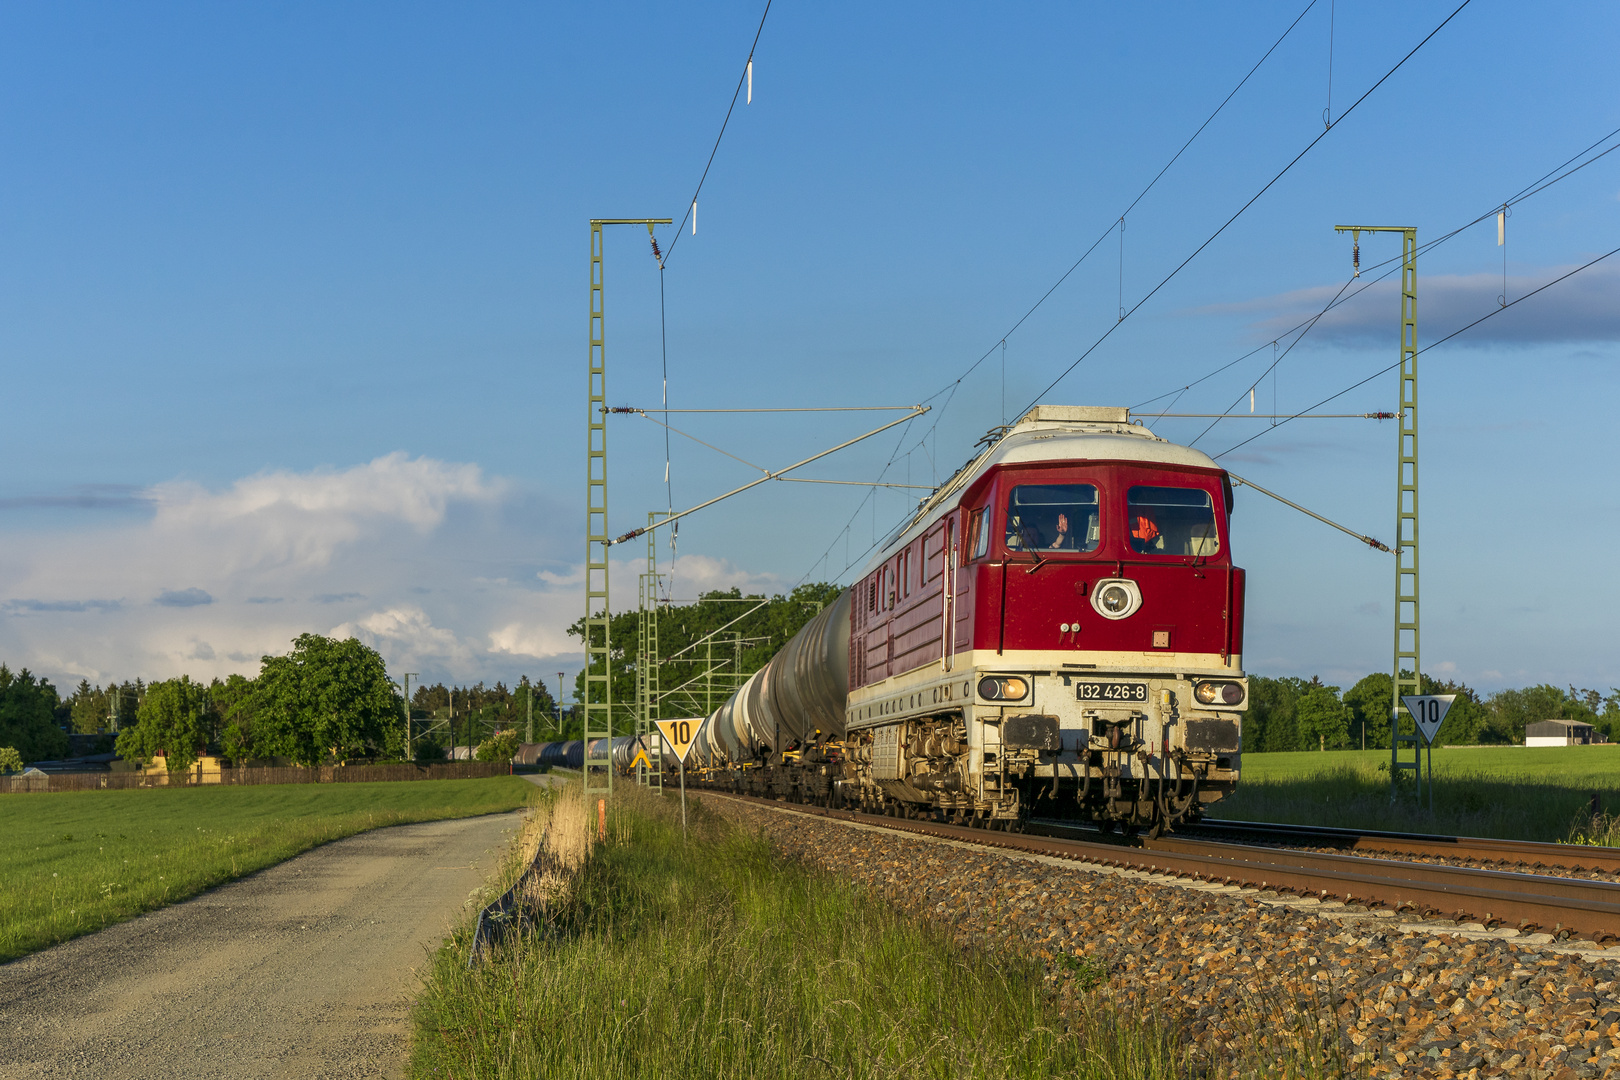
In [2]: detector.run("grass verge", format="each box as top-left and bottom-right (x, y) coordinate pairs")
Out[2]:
(0, 775), (533, 963)
(413, 784), (1353, 1080)
(1217, 749), (1620, 841)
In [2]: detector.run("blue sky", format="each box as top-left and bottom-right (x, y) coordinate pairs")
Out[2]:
(0, 1), (1615, 697)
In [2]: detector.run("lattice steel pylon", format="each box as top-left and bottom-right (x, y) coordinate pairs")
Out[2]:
(636, 510), (669, 789)
(1338, 225), (1420, 798)
(584, 218), (670, 797)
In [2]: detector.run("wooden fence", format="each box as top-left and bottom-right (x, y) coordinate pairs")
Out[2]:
(0, 761), (508, 794)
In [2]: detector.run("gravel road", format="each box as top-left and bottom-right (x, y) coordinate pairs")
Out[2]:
(0, 810), (523, 1080)
(708, 797), (1620, 1080)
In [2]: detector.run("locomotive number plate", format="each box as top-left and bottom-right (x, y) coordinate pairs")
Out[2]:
(1075, 681), (1148, 703)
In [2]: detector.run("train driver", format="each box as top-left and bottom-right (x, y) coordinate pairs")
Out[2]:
(1049, 512), (1079, 549)
(1129, 508), (1162, 553)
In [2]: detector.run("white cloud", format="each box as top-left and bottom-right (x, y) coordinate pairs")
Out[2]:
(330, 606), (474, 669)
(0, 454), (803, 691)
(0, 454), (523, 686)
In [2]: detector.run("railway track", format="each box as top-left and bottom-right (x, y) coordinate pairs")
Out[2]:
(1179, 817), (1620, 875)
(707, 792), (1620, 946)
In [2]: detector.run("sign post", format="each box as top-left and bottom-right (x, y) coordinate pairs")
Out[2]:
(1400, 694), (1455, 811)
(654, 716), (705, 837)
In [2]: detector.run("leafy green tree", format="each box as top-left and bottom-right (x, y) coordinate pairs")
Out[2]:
(115, 676), (213, 771)
(475, 730), (519, 763)
(0, 746), (23, 773)
(1484, 683), (1605, 745)
(1243, 675), (1311, 752)
(1343, 673), (1392, 750)
(1296, 683), (1351, 750)
(210, 673), (259, 763)
(67, 679), (109, 734)
(253, 634), (405, 765)
(0, 665), (69, 763)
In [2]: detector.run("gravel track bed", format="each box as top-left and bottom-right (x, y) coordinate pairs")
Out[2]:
(707, 796), (1620, 1080)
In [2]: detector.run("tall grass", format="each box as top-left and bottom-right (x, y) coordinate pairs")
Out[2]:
(1215, 753), (1620, 842)
(413, 784), (1357, 1080)
(0, 776), (533, 962)
(413, 784), (1198, 1080)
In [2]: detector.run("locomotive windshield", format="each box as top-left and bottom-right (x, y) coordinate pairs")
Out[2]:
(1127, 486), (1219, 556)
(1005, 484), (1100, 552)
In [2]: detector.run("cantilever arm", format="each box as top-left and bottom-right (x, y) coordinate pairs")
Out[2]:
(605, 406), (930, 546)
(1226, 472), (1392, 553)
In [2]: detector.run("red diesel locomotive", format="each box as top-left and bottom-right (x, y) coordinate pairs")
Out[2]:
(692, 405), (1246, 834)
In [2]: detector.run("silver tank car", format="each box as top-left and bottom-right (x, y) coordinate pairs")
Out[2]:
(703, 590), (850, 757)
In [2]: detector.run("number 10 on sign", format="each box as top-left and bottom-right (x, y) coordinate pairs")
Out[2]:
(654, 717), (706, 836)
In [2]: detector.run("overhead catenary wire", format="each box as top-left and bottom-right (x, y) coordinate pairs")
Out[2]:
(1131, 119), (1620, 427)
(816, 139), (1597, 593)
(1227, 471), (1389, 552)
(870, 0), (1472, 528)
(1186, 275), (1357, 448)
(662, 0), (773, 265)
(900, 0), (1327, 431)
(791, 2), (1335, 588)
(1211, 242), (1620, 462)
(1014, 0), (1475, 418)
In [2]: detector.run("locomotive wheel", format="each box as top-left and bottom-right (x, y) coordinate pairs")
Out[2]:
(1097, 818), (1117, 835)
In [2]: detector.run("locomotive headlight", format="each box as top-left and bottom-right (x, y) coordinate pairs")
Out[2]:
(977, 676), (1029, 701)
(1089, 578), (1142, 620)
(1194, 680), (1245, 706)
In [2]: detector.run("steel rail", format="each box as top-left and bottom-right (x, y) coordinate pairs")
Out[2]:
(1139, 836), (1620, 908)
(702, 793), (1620, 944)
(1180, 818), (1620, 875)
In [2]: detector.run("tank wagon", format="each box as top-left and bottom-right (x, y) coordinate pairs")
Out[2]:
(688, 406), (1246, 835)
(516, 736), (640, 772)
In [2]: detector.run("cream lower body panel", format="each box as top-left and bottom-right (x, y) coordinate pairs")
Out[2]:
(843, 648), (1244, 812)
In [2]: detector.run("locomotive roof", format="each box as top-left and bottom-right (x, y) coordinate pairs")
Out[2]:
(868, 405), (1223, 563)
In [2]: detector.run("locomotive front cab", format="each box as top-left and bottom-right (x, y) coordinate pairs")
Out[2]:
(959, 448), (1246, 831)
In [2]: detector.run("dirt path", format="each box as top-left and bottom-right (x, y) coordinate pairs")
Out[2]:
(0, 811), (522, 1079)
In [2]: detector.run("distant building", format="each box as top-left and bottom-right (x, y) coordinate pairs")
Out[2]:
(1524, 719), (1604, 746)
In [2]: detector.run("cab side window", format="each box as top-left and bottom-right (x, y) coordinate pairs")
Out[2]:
(967, 508), (989, 561)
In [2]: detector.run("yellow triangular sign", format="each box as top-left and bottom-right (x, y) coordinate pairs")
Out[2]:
(629, 745), (651, 770)
(654, 717), (705, 764)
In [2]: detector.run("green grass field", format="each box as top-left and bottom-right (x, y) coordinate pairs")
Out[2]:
(1212, 746), (1620, 842)
(0, 776), (533, 963)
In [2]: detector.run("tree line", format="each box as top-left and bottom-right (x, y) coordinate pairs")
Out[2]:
(407, 677), (559, 755)
(1243, 673), (1620, 752)
(0, 633), (568, 771)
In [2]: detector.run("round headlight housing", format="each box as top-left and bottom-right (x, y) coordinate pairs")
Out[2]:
(1194, 680), (1245, 707)
(1089, 578), (1142, 620)
(977, 676), (1029, 701)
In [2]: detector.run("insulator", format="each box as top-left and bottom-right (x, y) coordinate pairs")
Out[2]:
(1352, 242), (1360, 277)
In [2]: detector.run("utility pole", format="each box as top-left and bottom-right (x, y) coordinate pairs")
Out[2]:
(449, 689), (455, 763)
(557, 672), (566, 735)
(402, 673), (418, 759)
(1337, 225), (1421, 802)
(584, 217), (670, 798)
(525, 678), (534, 744)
